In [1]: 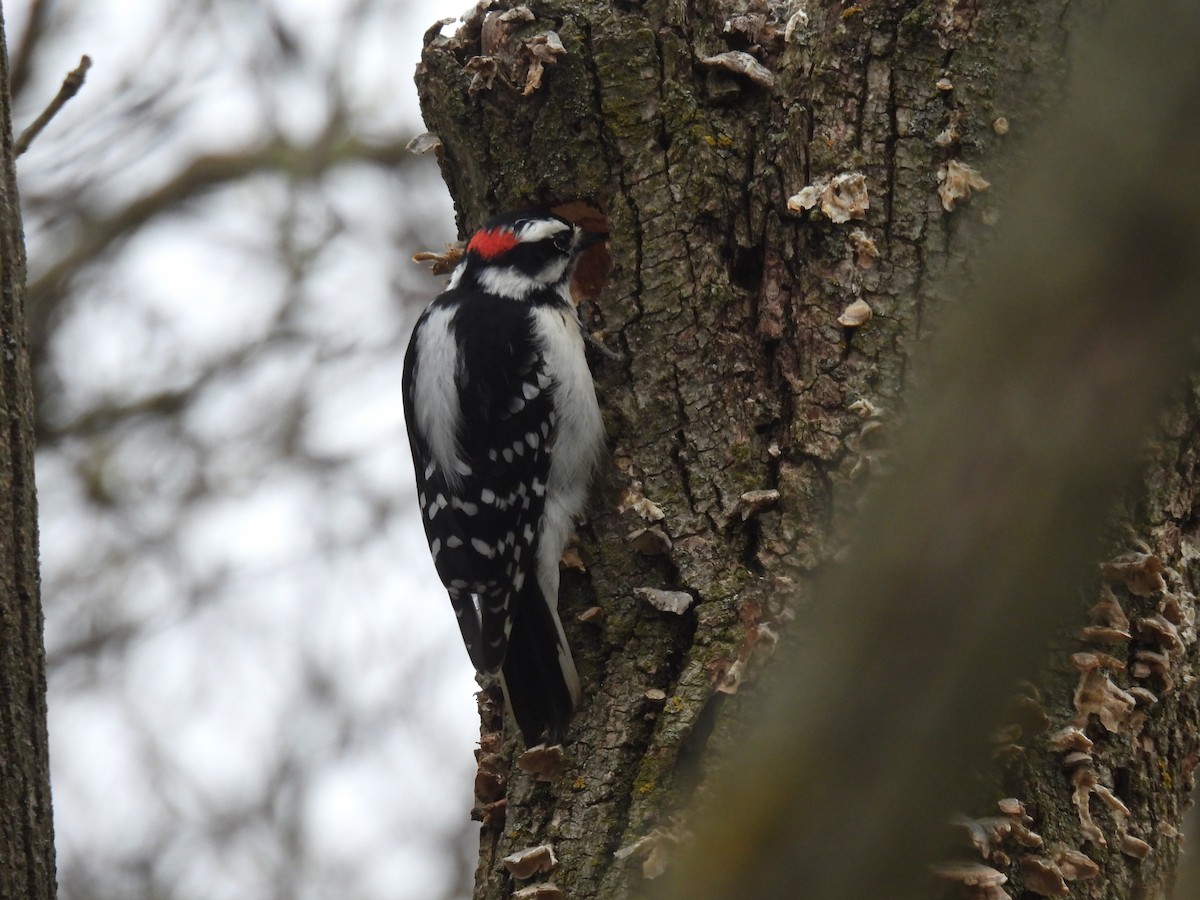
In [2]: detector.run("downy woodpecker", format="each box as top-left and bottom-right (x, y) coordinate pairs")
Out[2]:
(402, 210), (605, 745)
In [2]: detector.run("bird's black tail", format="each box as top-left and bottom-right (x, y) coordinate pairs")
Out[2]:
(500, 579), (580, 746)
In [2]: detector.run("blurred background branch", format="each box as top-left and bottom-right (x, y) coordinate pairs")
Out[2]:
(26, 132), (420, 365)
(7, 1), (477, 897)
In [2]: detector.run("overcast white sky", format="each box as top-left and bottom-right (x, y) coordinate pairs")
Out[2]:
(9, 0), (492, 897)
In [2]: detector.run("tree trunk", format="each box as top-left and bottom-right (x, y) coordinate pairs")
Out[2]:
(0, 4), (57, 898)
(415, 1), (1200, 897)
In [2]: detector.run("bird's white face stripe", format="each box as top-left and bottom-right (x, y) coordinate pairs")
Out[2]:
(535, 257), (570, 285)
(517, 218), (571, 243)
(477, 264), (543, 300)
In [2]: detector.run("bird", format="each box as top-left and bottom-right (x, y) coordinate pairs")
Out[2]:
(402, 209), (605, 746)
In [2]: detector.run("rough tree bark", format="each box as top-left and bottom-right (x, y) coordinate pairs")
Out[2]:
(0, 4), (57, 899)
(415, 1), (1200, 897)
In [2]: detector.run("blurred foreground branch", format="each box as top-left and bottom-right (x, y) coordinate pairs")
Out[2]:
(663, 4), (1200, 898)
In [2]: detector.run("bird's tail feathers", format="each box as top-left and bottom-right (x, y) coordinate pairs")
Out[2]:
(500, 579), (580, 746)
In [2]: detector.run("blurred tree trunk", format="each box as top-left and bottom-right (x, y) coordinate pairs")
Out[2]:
(416, 1), (1200, 897)
(0, 6), (56, 899)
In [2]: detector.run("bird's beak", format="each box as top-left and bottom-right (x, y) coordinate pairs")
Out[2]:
(576, 229), (608, 250)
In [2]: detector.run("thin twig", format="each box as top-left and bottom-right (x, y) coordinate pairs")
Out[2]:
(15, 55), (92, 158)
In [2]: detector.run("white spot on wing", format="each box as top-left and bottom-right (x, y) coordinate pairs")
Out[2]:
(451, 498), (479, 515)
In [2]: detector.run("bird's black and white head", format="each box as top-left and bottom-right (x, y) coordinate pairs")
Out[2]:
(449, 210), (604, 301)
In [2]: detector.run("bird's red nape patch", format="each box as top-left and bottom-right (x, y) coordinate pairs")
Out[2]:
(467, 227), (520, 260)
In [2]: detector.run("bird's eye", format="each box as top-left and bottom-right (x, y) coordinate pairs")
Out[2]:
(552, 232), (571, 253)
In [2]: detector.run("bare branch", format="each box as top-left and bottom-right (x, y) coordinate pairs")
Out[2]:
(14, 54), (91, 158)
